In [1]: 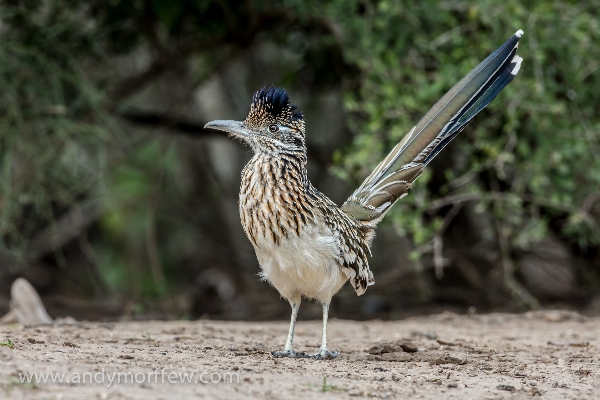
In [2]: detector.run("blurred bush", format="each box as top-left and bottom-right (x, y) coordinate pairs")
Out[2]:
(328, 0), (600, 306)
(0, 0), (598, 319)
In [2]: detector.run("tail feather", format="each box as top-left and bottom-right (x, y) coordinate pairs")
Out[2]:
(342, 30), (524, 224)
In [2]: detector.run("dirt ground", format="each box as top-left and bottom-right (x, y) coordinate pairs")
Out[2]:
(0, 310), (599, 399)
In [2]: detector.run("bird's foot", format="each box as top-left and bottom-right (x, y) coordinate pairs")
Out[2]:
(271, 349), (307, 358)
(307, 348), (338, 360)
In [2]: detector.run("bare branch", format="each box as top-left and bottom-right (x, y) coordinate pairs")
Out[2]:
(583, 191), (600, 213)
(427, 191), (599, 233)
(109, 38), (231, 104)
(26, 199), (103, 260)
(118, 110), (334, 167)
(494, 214), (540, 309)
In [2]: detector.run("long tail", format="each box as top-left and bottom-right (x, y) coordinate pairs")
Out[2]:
(342, 30), (524, 225)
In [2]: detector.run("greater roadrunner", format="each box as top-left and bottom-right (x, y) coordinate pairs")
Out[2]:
(205, 30), (523, 359)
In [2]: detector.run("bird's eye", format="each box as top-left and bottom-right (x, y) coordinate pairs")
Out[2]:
(268, 124), (279, 133)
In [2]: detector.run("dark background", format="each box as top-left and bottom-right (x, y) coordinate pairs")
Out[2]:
(0, 0), (599, 322)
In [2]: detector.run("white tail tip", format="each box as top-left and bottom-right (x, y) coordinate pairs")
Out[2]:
(511, 55), (523, 75)
(515, 29), (524, 38)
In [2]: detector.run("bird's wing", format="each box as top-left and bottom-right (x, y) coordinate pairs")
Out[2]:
(342, 30), (524, 224)
(315, 192), (375, 295)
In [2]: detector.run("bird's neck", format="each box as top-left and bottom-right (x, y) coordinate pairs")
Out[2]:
(239, 151), (314, 246)
(244, 151), (308, 188)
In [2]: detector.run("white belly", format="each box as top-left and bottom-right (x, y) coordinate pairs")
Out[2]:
(253, 222), (349, 304)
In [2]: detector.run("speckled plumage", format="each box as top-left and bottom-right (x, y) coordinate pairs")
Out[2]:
(239, 151), (374, 302)
(205, 30), (524, 359)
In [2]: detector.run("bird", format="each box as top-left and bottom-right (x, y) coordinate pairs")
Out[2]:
(205, 30), (523, 359)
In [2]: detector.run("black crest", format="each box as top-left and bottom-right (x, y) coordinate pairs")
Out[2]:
(251, 86), (303, 122)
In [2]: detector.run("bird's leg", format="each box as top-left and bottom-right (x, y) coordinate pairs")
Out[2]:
(272, 301), (305, 358)
(308, 302), (338, 360)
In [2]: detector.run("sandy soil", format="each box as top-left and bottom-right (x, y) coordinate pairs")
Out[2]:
(0, 310), (599, 399)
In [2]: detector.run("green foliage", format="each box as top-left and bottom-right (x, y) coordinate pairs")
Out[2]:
(329, 0), (600, 255)
(0, 0), (284, 300)
(0, 0), (115, 257)
(95, 139), (183, 299)
(0, 0), (324, 304)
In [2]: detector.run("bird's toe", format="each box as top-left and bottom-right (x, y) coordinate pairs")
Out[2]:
(307, 349), (338, 360)
(271, 349), (307, 358)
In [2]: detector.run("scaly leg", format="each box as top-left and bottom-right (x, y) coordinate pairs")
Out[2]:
(308, 302), (338, 359)
(272, 301), (305, 358)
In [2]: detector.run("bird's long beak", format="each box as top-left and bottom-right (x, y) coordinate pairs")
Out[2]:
(204, 120), (251, 140)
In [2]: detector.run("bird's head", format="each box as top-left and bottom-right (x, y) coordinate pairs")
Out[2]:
(205, 86), (305, 155)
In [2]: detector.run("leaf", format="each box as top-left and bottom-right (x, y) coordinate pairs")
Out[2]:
(150, 0), (182, 29)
